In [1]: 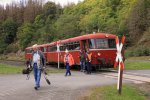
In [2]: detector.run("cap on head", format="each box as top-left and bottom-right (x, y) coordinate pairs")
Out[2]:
(65, 49), (69, 53)
(32, 44), (38, 48)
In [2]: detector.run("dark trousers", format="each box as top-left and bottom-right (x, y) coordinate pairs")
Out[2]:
(80, 60), (85, 71)
(33, 63), (41, 87)
(65, 63), (71, 76)
(86, 62), (91, 74)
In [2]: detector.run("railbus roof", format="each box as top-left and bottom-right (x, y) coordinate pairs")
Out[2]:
(25, 33), (116, 49)
(57, 33), (116, 44)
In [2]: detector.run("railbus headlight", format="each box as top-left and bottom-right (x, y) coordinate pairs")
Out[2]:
(98, 53), (101, 56)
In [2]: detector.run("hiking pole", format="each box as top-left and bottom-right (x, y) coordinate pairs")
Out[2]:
(42, 68), (51, 85)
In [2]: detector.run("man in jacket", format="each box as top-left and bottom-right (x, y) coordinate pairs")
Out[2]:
(64, 49), (74, 76)
(32, 44), (45, 90)
(86, 49), (92, 74)
(79, 50), (85, 72)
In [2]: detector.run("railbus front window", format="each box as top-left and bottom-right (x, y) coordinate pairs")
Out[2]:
(108, 39), (116, 48)
(95, 39), (108, 49)
(88, 38), (116, 49)
(44, 47), (47, 52)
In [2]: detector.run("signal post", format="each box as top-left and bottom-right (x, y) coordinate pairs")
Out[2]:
(114, 36), (125, 95)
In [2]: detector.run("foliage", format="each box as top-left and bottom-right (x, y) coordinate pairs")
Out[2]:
(2, 18), (18, 44)
(0, 0), (150, 54)
(55, 14), (81, 39)
(17, 23), (36, 50)
(128, 46), (150, 57)
(5, 43), (19, 53)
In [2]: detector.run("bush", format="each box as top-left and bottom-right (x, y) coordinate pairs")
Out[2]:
(5, 43), (19, 53)
(129, 46), (150, 57)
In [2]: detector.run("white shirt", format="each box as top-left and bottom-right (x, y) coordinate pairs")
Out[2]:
(33, 52), (40, 63)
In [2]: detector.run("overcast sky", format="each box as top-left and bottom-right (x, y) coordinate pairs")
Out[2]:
(0, 0), (84, 6)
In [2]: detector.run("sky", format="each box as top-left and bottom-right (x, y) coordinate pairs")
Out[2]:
(0, 0), (84, 6)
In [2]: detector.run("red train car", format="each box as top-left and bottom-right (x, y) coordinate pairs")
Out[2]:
(25, 33), (124, 69)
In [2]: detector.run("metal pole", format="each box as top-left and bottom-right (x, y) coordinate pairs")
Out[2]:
(57, 44), (60, 69)
(58, 52), (59, 69)
(117, 64), (121, 90)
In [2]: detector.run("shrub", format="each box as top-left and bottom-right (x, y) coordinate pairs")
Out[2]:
(5, 43), (19, 53)
(129, 46), (150, 57)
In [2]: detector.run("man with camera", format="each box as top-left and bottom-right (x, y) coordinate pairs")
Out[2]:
(31, 44), (45, 90)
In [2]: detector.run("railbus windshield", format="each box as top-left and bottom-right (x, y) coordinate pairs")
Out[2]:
(88, 38), (116, 49)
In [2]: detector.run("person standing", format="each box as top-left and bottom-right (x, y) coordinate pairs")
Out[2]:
(32, 44), (45, 90)
(64, 49), (74, 76)
(26, 58), (32, 69)
(79, 50), (85, 72)
(86, 49), (92, 74)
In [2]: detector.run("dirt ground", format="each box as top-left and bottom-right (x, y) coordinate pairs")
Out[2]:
(134, 83), (150, 100)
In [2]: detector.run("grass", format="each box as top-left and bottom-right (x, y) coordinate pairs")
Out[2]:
(0, 63), (65, 75)
(86, 85), (147, 100)
(125, 61), (150, 70)
(126, 56), (150, 61)
(0, 64), (23, 74)
(124, 56), (150, 70)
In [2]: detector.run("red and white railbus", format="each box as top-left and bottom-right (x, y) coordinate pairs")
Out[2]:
(25, 33), (124, 69)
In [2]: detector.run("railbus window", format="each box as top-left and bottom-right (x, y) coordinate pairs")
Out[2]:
(88, 39), (96, 49)
(74, 41), (80, 50)
(48, 45), (57, 52)
(60, 43), (68, 51)
(26, 49), (32, 53)
(88, 39), (108, 49)
(48, 46), (50, 52)
(68, 42), (74, 50)
(96, 39), (108, 49)
(60, 43), (67, 51)
(40, 47), (44, 52)
(60, 44), (64, 51)
(108, 39), (116, 48)
(44, 47), (47, 52)
(64, 43), (69, 50)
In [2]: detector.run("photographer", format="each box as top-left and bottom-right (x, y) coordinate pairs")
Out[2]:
(31, 44), (45, 90)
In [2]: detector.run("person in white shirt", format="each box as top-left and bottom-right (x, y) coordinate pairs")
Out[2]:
(32, 44), (45, 90)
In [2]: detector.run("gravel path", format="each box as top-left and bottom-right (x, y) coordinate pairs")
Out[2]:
(0, 72), (120, 100)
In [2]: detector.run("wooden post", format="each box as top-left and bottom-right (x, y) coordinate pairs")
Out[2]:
(118, 69), (123, 94)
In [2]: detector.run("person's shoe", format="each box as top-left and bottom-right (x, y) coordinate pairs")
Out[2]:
(64, 75), (67, 76)
(34, 86), (38, 90)
(69, 74), (71, 76)
(37, 86), (40, 88)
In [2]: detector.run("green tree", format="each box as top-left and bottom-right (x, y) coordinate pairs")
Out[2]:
(2, 18), (18, 44)
(17, 23), (35, 50)
(43, 1), (57, 18)
(55, 14), (81, 39)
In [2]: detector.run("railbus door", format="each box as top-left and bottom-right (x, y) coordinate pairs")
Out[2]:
(81, 40), (88, 52)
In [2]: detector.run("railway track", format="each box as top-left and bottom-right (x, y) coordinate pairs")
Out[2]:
(0, 60), (25, 67)
(100, 70), (150, 83)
